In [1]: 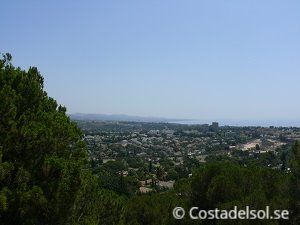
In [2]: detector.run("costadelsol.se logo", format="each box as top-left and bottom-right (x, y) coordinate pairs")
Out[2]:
(173, 206), (289, 220)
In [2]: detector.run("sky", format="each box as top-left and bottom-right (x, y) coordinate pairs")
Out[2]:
(1, 0), (300, 123)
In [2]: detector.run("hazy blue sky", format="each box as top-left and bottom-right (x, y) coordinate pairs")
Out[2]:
(2, 0), (300, 121)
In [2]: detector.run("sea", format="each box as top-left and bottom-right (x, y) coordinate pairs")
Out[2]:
(169, 119), (300, 127)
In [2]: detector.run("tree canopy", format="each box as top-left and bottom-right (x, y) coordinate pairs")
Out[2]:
(0, 53), (299, 225)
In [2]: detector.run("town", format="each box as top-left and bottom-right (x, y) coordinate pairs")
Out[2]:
(75, 120), (300, 195)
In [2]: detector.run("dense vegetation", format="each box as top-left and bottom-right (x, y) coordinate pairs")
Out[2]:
(0, 54), (123, 224)
(0, 54), (299, 224)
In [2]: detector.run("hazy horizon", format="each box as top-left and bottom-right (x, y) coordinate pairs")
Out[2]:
(2, 0), (300, 121)
(70, 112), (300, 127)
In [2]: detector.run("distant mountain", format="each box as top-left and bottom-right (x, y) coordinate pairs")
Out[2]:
(69, 113), (188, 123)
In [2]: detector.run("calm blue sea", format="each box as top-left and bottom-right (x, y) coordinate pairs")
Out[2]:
(170, 120), (300, 127)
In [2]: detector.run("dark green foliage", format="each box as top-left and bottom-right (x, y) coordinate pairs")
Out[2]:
(149, 160), (153, 173)
(101, 160), (126, 174)
(290, 141), (300, 224)
(186, 163), (290, 225)
(68, 172), (125, 225)
(119, 161), (293, 225)
(0, 54), (87, 224)
(256, 144), (260, 150)
(96, 160), (139, 196)
(122, 192), (187, 225)
(166, 169), (179, 180)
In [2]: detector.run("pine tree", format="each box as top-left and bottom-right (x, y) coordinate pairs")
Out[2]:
(0, 53), (87, 224)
